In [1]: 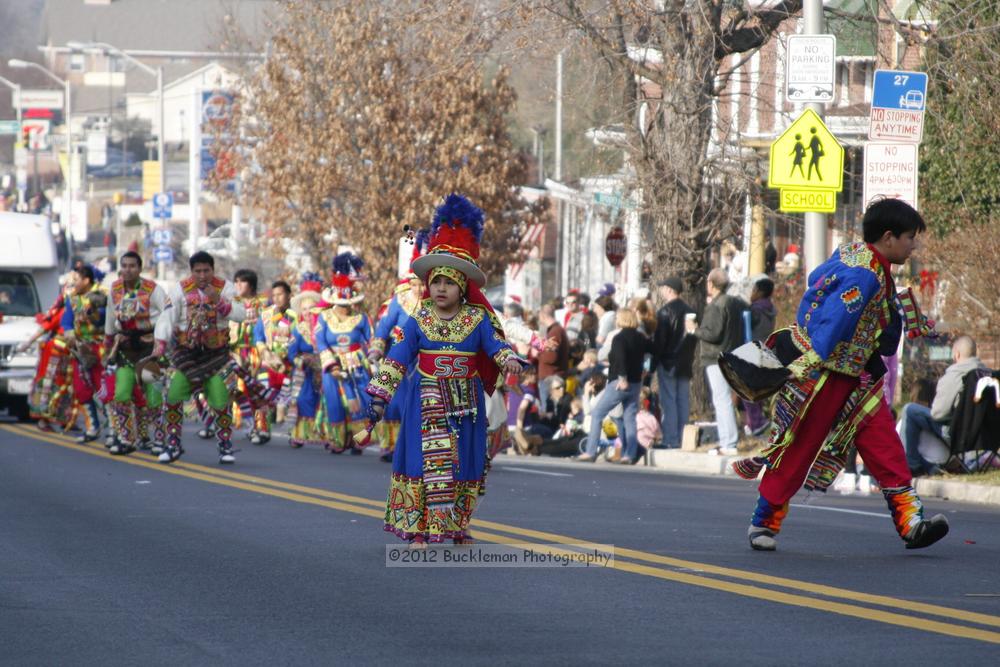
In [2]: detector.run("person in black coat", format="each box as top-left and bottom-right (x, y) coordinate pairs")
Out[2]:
(576, 308), (653, 464)
(653, 276), (695, 448)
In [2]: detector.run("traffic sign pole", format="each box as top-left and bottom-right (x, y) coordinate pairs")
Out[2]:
(803, 0), (827, 277)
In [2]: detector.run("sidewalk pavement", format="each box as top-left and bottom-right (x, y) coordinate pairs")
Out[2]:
(493, 447), (1000, 507)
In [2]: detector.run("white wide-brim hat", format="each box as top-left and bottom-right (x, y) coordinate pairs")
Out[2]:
(320, 286), (364, 306)
(291, 290), (322, 312)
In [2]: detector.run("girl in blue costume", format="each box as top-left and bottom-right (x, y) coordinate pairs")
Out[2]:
(366, 195), (524, 545)
(286, 274), (327, 448)
(317, 253), (374, 454)
(368, 229), (430, 461)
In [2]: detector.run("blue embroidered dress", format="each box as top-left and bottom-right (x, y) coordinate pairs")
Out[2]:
(367, 300), (517, 542)
(371, 289), (421, 452)
(286, 306), (327, 446)
(316, 308), (374, 451)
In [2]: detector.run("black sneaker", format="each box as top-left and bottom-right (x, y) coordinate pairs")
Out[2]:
(108, 439), (136, 456)
(218, 445), (236, 464)
(76, 431), (100, 444)
(904, 514), (949, 549)
(137, 439), (154, 452)
(197, 427), (215, 440)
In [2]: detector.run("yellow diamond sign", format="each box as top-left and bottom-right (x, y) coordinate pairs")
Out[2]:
(769, 108), (844, 212)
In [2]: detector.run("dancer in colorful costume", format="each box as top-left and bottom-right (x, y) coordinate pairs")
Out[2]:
(252, 280), (297, 443)
(287, 273), (327, 448)
(60, 264), (107, 442)
(730, 199), (947, 551)
(366, 194), (524, 545)
(368, 229), (429, 461)
(317, 252), (373, 454)
(20, 281), (73, 430)
(152, 251), (247, 464)
(230, 269), (269, 439)
(103, 251), (168, 454)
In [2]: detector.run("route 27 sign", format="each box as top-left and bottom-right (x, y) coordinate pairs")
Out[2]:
(869, 70), (928, 143)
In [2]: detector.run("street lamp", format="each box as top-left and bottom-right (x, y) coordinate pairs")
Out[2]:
(0, 74), (24, 207)
(7, 59), (73, 232)
(67, 41), (165, 195)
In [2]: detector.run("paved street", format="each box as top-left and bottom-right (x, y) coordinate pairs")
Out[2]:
(2, 421), (999, 666)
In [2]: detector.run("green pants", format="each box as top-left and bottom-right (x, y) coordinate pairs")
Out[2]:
(166, 371), (230, 410)
(114, 366), (163, 408)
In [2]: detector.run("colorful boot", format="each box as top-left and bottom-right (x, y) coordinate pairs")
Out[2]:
(748, 494), (789, 551)
(883, 485), (949, 549)
(214, 409), (236, 464)
(158, 402), (185, 463)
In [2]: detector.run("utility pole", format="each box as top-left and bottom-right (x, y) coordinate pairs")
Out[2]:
(554, 50), (563, 182)
(802, 0), (828, 275)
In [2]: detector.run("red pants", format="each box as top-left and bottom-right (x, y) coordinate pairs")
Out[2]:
(72, 359), (103, 404)
(760, 372), (911, 505)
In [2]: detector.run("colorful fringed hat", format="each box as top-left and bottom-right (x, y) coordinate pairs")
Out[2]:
(411, 194), (487, 286)
(292, 271), (323, 312)
(322, 252), (365, 306)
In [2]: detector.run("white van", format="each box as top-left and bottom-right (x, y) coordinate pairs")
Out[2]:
(0, 212), (60, 419)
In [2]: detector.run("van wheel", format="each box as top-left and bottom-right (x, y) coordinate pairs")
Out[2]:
(9, 397), (32, 421)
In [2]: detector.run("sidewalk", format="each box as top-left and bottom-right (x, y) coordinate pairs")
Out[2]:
(493, 446), (1000, 507)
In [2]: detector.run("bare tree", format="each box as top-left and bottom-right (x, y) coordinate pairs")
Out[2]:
(218, 0), (541, 303)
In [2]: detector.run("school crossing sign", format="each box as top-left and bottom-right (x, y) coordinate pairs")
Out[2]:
(768, 109), (844, 213)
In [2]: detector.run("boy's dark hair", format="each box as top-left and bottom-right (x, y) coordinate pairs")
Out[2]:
(271, 280), (292, 294)
(577, 292), (591, 308)
(594, 295), (617, 312)
(505, 301), (524, 318)
(189, 251), (215, 269)
(234, 269), (258, 293)
(753, 277), (775, 299)
(862, 198), (926, 243)
(120, 250), (143, 269)
(75, 264), (95, 284)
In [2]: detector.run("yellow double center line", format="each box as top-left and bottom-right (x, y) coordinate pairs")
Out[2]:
(5, 422), (1000, 644)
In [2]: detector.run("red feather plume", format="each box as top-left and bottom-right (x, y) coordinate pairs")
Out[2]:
(431, 221), (480, 259)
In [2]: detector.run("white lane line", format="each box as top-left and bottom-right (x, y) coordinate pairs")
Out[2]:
(499, 466), (574, 477)
(791, 503), (889, 518)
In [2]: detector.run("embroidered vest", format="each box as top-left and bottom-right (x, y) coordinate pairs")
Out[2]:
(110, 278), (156, 332)
(261, 305), (297, 355)
(176, 275), (228, 350)
(69, 287), (106, 343)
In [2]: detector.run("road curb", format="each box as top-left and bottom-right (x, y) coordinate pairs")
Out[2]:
(494, 449), (1000, 506)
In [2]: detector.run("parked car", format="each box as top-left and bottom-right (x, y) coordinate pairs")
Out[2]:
(86, 147), (137, 174)
(91, 162), (143, 179)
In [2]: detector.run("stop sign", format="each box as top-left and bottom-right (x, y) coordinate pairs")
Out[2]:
(605, 227), (626, 267)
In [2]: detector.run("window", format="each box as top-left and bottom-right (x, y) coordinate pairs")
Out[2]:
(0, 271), (41, 317)
(69, 53), (85, 72)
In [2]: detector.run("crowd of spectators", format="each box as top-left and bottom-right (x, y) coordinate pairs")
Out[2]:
(501, 271), (778, 465)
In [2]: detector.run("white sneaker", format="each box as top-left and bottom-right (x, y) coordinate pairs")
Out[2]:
(834, 472), (856, 494)
(719, 447), (739, 456)
(856, 474), (872, 495)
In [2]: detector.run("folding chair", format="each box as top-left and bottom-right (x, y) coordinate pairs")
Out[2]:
(947, 369), (1000, 473)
